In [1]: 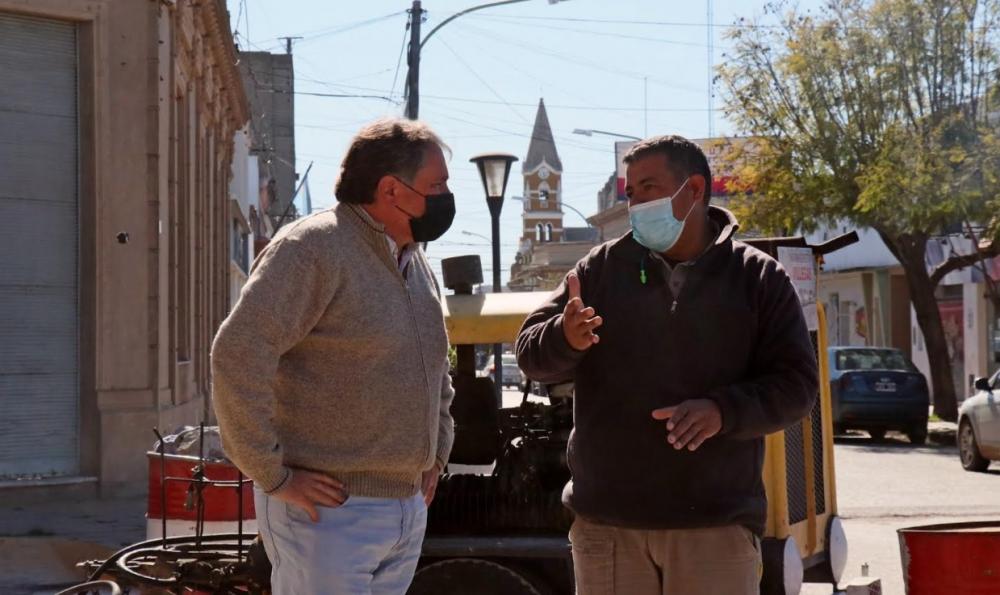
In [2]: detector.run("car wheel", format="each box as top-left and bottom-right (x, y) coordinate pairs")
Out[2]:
(907, 426), (928, 445)
(958, 420), (991, 472)
(868, 428), (887, 442)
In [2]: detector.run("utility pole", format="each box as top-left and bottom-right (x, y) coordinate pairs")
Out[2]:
(280, 36), (303, 55)
(404, 0), (549, 120)
(404, 1), (423, 120)
(707, 0), (715, 137)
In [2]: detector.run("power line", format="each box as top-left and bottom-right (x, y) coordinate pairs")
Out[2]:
(388, 17), (410, 105)
(294, 74), (716, 112)
(233, 0), (247, 39)
(281, 11), (407, 45)
(456, 22), (706, 95)
(467, 14), (784, 29)
(468, 15), (718, 49)
(469, 12), (1000, 33)
(446, 26), (638, 129)
(243, 0), (252, 49)
(438, 37), (528, 124)
(417, 103), (611, 155)
(293, 81), (717, 112)
(292, 90), (400, 103)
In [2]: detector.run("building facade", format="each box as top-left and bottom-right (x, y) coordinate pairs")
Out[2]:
(804, 223), (1000, 401)
(508, 99), (597, 291)
(239, 51), (297, 229)
(228, 124), (259, 307)
(0, 0), (248, 492)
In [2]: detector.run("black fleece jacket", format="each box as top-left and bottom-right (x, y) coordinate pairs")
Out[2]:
(515, 207), (818, 535)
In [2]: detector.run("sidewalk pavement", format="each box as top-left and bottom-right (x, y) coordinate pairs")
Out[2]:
(927, 419), (958, 444)
(0, 492), (146, 594)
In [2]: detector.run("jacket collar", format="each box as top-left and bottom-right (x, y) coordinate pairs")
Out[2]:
(336, 202), (406, 278)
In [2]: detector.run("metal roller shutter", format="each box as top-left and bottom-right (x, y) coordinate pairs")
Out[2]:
(0, 13), (79, 478)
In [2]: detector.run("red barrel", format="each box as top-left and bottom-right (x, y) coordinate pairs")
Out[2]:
(899, 521), (1000, 594)
(146, 452), (256, 538)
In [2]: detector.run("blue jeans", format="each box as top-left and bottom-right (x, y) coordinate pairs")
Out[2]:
(254, 487), (427, 595)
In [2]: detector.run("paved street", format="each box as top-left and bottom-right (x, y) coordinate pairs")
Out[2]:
(802, 431), (1000, 594)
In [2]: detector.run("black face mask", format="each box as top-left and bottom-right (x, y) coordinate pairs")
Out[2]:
(393, 178), (456, 242)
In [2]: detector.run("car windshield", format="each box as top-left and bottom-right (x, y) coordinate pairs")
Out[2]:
(836, 349), (915, 371)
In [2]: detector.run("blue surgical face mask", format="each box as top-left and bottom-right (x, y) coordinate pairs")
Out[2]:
(628, 178), (693, 254)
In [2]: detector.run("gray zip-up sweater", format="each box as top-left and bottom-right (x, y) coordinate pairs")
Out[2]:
(212, 202), (455, 497)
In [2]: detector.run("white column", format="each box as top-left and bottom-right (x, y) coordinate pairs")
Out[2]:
(963, 282), (989, 394)
(910, 307), (932, 396)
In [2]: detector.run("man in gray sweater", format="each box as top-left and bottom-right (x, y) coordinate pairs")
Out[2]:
(212, 119), (456, 595)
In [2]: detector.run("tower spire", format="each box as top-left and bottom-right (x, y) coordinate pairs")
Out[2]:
(523, 98), (562, 173)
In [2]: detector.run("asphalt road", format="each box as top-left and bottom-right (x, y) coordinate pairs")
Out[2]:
(803, 431), (1000, 594)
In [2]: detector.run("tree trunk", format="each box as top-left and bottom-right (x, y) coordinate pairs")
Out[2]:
(894, 241), (959, 421)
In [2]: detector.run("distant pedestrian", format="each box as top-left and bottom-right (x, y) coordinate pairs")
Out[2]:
(212, 118), (456, 595)
(516, 134), (818, 594)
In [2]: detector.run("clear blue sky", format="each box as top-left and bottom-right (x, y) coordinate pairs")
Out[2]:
(227, 0), (805, 283)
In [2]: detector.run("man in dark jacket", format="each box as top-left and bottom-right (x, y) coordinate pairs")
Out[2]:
(515, 135), (818, 595)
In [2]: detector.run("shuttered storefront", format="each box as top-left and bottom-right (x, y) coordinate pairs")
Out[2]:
(0, 13), (79, 477)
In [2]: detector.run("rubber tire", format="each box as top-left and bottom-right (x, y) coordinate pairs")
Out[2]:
(959, 420), (991, 472)
(760, 537), (802, 595)
(408, 559), (545, 595)
(907, 426), (928, 445)
(868, 428), (887, 442)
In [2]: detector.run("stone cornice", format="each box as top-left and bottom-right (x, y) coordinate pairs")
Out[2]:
(588, 201), (627, 225)
(197, 0), (249, 131)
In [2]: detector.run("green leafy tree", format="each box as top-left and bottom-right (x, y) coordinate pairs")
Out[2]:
(718, 0), (1000, 420)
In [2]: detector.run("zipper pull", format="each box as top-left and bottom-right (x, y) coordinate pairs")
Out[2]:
(670, 300), (678, 313)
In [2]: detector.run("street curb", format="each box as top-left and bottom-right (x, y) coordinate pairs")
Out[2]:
(927, 422), (957, 445)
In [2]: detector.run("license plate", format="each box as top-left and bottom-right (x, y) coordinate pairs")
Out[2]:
(875, 380), (897, 392)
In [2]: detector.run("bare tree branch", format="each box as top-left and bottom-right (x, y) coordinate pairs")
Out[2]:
(929, 239), (1000, 286)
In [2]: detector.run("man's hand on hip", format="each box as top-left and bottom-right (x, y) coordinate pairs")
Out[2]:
(562, 272), (603, 351)
(272, 469), (348, 522)
(421, 462), (442, 507)
(651, 399), (723, 451)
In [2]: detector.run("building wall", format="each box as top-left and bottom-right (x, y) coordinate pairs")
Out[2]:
(228, 125), (258, 308)
(819, 273), (869, 347)
(589, 201), (629, 243)
(239, 51), (295, 226)
(508, 241), (595, 292)
(962, 283), (993, 396)
(0, 0), (247, 491)
(519, 163), (564, 244)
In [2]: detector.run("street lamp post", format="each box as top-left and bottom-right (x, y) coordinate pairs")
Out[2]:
(405, 0), (565, 120)
(572, 128), (642, 141)
(510, 195), (593, 228)
(470, 152), (518, 403)
(460, 229), (491, 243)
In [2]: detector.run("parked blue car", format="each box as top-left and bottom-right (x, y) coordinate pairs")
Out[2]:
(829, 347), (930, 444)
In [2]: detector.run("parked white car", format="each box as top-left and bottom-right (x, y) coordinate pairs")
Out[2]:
(957, 368), (1000, 472)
